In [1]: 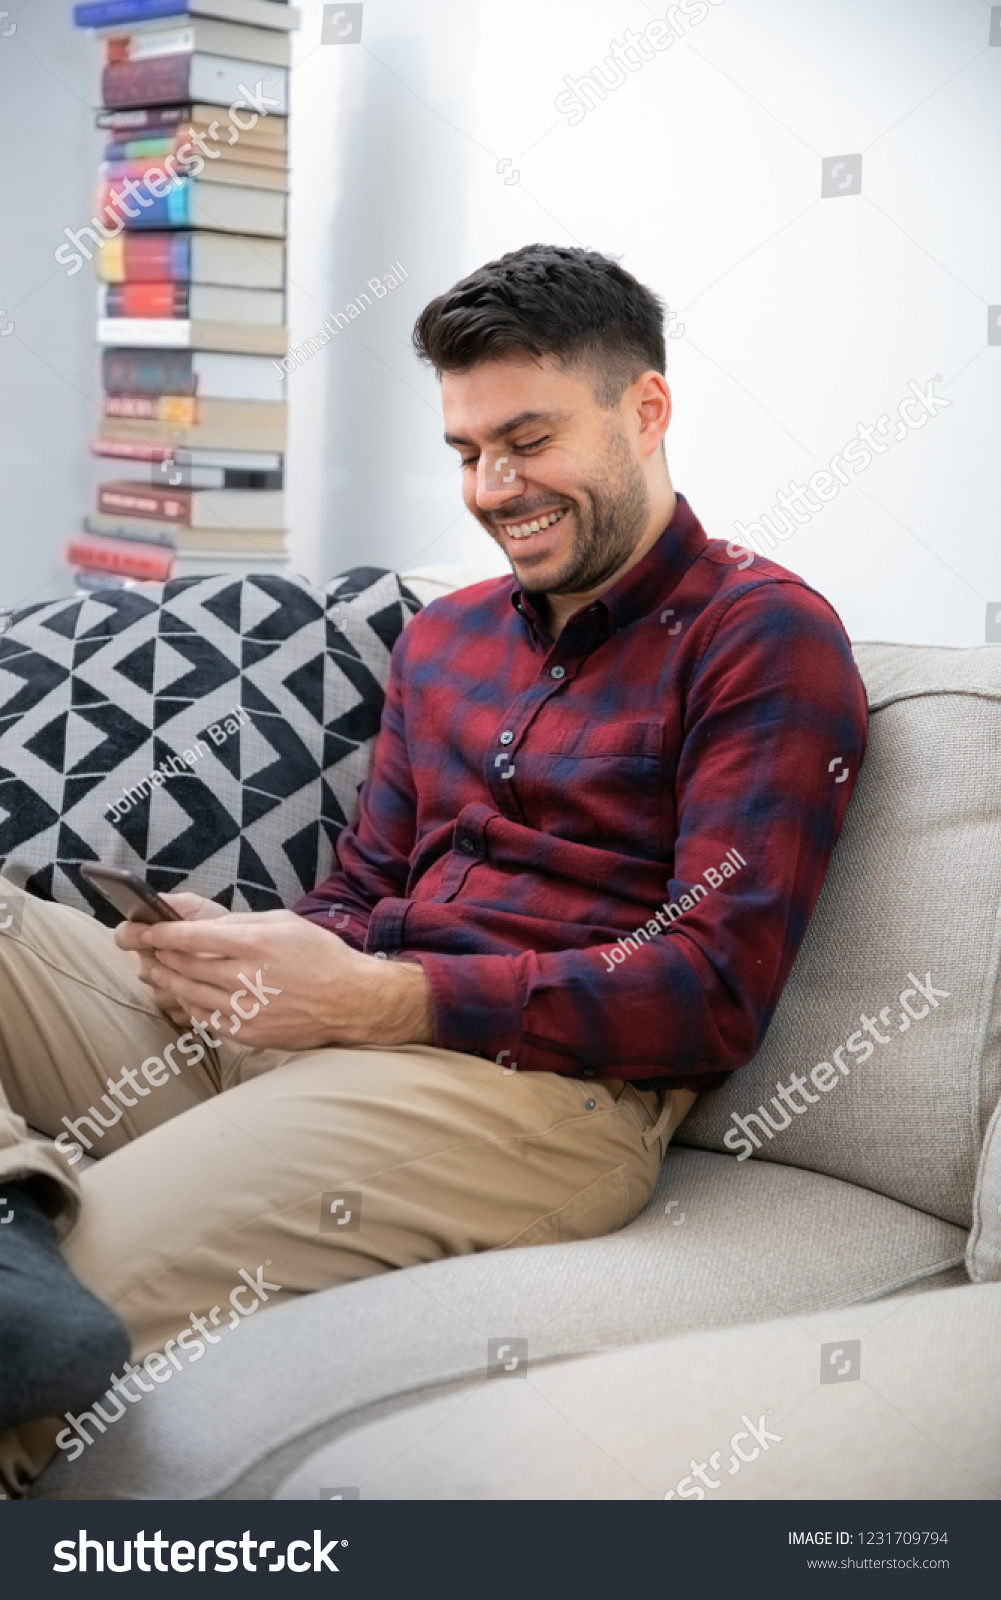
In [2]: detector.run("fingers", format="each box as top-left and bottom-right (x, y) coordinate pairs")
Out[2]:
(113, 919), (147, 953)
(161, 892), (231, 922)
(148, 967), (235, 1020)
(136, 910), (302, 958)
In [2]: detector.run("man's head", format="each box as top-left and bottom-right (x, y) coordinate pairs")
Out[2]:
(413, 245), (675, 615)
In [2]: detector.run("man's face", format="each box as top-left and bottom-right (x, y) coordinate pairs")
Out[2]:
(442, 354), (653, 597)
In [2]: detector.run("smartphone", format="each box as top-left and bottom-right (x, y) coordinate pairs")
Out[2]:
(80, 864), (182, 924)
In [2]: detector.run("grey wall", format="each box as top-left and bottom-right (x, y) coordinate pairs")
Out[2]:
(0, 0), (105, 610)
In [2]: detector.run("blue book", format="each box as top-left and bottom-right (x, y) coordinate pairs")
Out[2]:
(74, 0), (290, 29)
(99, 175), (285, 235)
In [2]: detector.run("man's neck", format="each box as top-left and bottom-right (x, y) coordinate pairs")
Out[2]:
(543, 488), (677, 637)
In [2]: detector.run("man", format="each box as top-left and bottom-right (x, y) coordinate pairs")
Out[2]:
(0, 244), (866, 1492)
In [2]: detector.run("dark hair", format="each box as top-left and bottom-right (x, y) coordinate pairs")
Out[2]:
(413, 244), (666, 407)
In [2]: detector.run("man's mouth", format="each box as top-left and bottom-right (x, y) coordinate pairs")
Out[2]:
(496, 507), (568, 542)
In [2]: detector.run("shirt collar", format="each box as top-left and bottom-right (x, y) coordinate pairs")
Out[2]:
(509, 494), (708, 640)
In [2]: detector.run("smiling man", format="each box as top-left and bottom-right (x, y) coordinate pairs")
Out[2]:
(0, 245), (867, 1490)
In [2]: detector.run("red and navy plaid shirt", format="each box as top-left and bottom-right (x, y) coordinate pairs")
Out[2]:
(295, 496), (867, 1090)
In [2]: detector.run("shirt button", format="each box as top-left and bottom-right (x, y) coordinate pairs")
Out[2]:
(460, 838), (477, 855)
(585, 1097), (597, 1111)
(499, 730), (514, 745)
(550, 665), (566, 680)
(373, 951), (388, 960)
(581, 1067), (597, 1078)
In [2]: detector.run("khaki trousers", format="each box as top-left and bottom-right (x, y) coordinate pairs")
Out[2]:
(0, 881), (692, 1494)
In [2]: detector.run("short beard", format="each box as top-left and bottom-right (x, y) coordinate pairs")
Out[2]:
(520, 422), (651, 599)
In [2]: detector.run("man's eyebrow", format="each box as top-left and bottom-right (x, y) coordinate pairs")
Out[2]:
(443, 409), (568, 448)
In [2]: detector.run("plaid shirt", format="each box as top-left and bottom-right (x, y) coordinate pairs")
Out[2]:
(295, 496), (867, 1090)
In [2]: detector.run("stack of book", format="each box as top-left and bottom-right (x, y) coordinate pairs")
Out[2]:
(69, 0), (299, 590)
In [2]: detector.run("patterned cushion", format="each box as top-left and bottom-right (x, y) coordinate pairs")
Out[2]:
(0, 568), (419, 923)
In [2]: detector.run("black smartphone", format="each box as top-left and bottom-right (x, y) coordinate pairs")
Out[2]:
(80, 864), (183, 924)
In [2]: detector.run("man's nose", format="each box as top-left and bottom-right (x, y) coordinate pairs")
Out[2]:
(476, 449), (526, 508)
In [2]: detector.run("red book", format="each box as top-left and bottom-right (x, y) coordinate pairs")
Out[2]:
(66, 533), (175, 582)
(103, 283), (187, 318)
(102, 55), (193, 109)
(91, 439), (189, 462)
(98, 482), (191, 521)
(119, 234), (188, 281)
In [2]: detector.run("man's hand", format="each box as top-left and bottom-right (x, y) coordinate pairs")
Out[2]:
(115, 897), (435, 1050)
(115, 892), (231, 1023)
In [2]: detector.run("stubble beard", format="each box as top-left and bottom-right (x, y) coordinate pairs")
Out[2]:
(511, 427), (651, 600)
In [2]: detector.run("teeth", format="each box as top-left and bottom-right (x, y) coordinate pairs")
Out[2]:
(503, 509), (564, 539)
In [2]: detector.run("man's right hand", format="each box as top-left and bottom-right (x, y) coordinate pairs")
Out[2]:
(115, 893), (230, 1022)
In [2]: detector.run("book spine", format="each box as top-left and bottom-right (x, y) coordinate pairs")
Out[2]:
(111, 26), (197, 64)
(103, 394), (198, 423)
(118, 232), (186, 280)
(66, 533), (175, 582)
(76, 0), (186, 26)
(102, 347), (195, 395)
(96, 178), (187, 229)
(101, 157), (198, 183)
(84, 513), (175, 547)
(103, 283), (188, 317)
(97, 104), (188, 131)
(95, 235), (126, 283)
(99, 483), (192, 521)
(101, 54), (191, 109)
(90, 438), (191, 461)
(104, 136), (173, 158)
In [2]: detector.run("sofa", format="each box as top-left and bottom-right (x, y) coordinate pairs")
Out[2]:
(0, 563), (998, 1501)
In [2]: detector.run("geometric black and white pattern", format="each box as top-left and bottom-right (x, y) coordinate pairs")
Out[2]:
(0, 566), (420, 924)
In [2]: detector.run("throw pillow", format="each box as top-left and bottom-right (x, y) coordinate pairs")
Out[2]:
(0, 567), (419, 923)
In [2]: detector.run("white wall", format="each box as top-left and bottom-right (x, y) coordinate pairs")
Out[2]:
(2, 0), (997, 644)
(288, 0), (1000, 645)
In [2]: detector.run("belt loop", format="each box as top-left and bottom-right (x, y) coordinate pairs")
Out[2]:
(642, 1090), (676, 1152)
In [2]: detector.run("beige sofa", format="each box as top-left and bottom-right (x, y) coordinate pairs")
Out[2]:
(30, 569), (1001, 1501)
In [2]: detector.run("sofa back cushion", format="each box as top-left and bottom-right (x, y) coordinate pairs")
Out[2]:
(676, 643), (1001, 1231)
(0, 568), (419, 921)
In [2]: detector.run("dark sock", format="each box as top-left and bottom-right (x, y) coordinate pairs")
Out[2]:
(0, 1179), (131, 1433)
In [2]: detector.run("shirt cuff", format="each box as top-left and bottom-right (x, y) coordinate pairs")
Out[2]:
(408, 952), (523, 1069)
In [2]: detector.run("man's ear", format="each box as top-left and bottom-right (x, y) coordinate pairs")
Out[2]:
(632, 371), (672, 457)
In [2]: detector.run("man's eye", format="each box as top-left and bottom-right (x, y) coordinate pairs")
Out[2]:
(515, 437), (549, 453)
(460, 457), (478, 469)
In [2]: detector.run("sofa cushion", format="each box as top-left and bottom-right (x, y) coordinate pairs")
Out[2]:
(0, 568), (419, 921)
(282, 1279), (1001, 1501)
(677, 643), (1001, 1231)
(32, 1146), (966, 1500)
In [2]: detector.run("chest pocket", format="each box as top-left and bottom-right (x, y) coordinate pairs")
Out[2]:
(522, 718), (664, 859)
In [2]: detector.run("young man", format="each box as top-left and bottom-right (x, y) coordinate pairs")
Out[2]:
(0, 245), (866, 1492)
